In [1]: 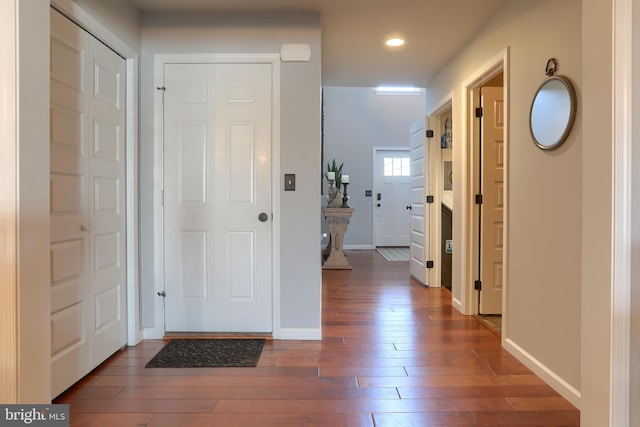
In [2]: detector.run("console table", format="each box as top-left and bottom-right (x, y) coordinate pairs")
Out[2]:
(322, 207), (354, 269)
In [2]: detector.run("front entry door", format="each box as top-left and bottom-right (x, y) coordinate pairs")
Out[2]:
(374, 149), (411, 247)
(163, 63), (273, 332)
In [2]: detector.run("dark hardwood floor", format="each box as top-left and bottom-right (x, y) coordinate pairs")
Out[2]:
(55, 250), (579, 426)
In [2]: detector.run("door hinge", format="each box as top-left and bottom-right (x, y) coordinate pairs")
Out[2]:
(426, 260), (434, 269)
(426, 129), (434, 138)
(426, 195), (434, 204)
(157, 86), (166, 103)
(475, 194), (483, 205)
(474, 280), (482, 291)
(475, 107), (483, 118)
(157, 291), (166, 297)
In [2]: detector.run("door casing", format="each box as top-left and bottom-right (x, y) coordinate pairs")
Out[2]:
(459, 49), (509, 327)
(152, 53), (282, 339)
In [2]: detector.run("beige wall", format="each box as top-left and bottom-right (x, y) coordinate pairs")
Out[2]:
(426, 0), (582, 404)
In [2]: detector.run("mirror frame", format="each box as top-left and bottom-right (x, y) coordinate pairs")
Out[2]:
(529, 75), (577, 151)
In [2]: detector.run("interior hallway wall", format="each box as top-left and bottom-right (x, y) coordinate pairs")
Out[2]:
(322, 87), (425, 248)
(426, 0), (582, 405)
(139, 12), (322, 334)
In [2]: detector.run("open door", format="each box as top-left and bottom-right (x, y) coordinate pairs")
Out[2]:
(409, 119), (430, 285)
(478, 86), (505, 314)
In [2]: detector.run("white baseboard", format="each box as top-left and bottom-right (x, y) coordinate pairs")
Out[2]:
(452, 297), (464, 314)
(504, 337), (581, 409)
(344, 245), (375, 250)
(142, 327), (163, 340)
(279, 328), (322, 340)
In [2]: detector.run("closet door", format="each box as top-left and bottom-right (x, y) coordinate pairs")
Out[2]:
(50, 8), (126, 397)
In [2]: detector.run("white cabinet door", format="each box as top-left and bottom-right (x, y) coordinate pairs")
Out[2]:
(163, 63), (273, 333)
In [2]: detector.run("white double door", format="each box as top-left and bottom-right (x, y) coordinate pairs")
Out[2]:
(162, 62), (273, 333)
(50, 9), (127, 397)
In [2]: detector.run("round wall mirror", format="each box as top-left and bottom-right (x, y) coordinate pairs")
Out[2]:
(529, 75), (576, 150)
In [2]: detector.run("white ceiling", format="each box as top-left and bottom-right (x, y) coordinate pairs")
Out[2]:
(128, 0), (507, 87)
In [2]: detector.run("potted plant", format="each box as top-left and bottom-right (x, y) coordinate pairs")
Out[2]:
(326, 159), (343, 188)
(325, 159), (343, 207)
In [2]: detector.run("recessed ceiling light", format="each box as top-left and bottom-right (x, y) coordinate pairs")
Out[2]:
(385, 38), (405, 47)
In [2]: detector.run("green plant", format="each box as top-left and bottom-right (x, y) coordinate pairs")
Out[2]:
(326, 159), (343, 188)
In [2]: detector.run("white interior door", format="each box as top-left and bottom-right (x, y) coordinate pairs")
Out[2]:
(479, 86), (504, 314)
(163, 62), (273, 333)
(89, 27), (128, 364)
(50, 9), (127, 397)
(409, 120), (429, 285)
(374, 149), (411, 247)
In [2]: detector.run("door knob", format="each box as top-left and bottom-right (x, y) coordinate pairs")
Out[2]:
(81, 224), (91, 231)
(258, 212), (269, 222)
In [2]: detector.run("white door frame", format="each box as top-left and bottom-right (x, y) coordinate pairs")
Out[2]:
(153, 53), (281, 339)
(459, 49), (509, 322)
(427, 93), (453, 291)
(50, 0), (141, 346)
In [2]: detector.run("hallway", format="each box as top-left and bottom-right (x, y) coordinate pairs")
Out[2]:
(55, 250), (579, 426)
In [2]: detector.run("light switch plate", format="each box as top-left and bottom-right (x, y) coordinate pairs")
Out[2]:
(284, 174), (295, 191)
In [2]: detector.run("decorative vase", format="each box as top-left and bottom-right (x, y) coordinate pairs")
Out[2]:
(327, 180), (342, 207)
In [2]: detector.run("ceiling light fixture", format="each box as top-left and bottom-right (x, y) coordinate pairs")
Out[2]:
(385, 38), (405, 47)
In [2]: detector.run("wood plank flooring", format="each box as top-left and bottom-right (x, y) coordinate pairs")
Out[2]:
(55, 250), (579, 426)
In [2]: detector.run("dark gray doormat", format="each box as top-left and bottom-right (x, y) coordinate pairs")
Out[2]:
(145, 339), (265, 368)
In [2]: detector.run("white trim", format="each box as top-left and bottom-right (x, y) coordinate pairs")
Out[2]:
(505, 338), (581, 408)
(153, 53), (282, 339)
(426, 96), (453, 291)
(49, 1), (142, 346)
(459, 48), (509, 317)
(452, 297), (463, 313)
(344, 245), (375, 250)
(0, 0), (18, 402)
(611, 0), (632, 424)
(142, 328), (163, 340)
(50, 0), (136, 58)
(279, 328), (322, 340)
(429, 91), (454, 117)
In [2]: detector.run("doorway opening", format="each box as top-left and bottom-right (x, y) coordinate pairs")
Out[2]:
(461, 49), (509, 338)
